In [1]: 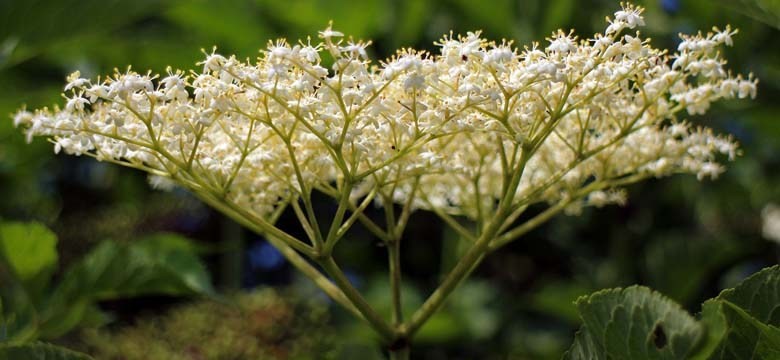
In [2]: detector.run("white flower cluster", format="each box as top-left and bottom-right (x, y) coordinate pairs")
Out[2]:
(14, 4), (756, 224)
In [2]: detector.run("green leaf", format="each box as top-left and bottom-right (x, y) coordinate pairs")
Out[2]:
(0, 342), (92, 360)
(0, 221), (57, 296)
(62, 239), (214, 298)
(690, 265), (780, 359)
(715, 265), (780, 326)
(0, 260), (38, 344)
(38, 238), (214, 338)
(564, 286), (705, 360)
(698, 300), (780, 359)
(134, 233), (212, 255)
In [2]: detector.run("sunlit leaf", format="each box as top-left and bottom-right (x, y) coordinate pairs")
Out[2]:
(0, 221), (57, 297)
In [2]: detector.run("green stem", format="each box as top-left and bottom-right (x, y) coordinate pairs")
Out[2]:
(404, 216), (501, 336)
(318, 256), (396, 341)
(405, 151), (531, 336)
(192, 192), (361, 318)
(388, 239), (403, 326)
(324, 178), (352, 252)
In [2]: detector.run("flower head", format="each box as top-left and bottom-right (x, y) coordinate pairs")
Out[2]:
(14, 4), (755, 223)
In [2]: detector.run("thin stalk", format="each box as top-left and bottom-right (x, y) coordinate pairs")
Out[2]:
(403, 211), (504, 336)
(318, 183), (392, 242)
(191, 191), (361, 318)
(405, 151), (531, 336)
(335, 187), (378, 240)
(324, 178), (353, 251)
(388, 239), (403, 326)
(318, 256), (396, 341)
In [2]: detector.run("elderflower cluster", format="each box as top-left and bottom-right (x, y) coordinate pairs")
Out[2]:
(14, 4), (756, 222)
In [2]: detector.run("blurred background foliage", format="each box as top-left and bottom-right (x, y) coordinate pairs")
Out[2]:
(0, 0), (778, 358)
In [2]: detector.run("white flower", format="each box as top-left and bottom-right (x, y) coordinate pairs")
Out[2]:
(65, 95), (90, 112)
(547, 33), (576, 54)
(13, 3), (754, 222)
(318, 26), (344, 40)
(614, 6), (645, 29)
(12, 110), (32, 127)
(341, 41), (370, 59)
(737, 78), (757, 99)
(64, 71), (90, 91)
(713, 26), (738, 46)
(201, 50), (226, 73)
(606, 3), (645, 34)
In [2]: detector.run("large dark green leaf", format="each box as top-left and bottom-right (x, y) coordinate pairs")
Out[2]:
(693, 266), (780, 359)
(563, 266), (780, 359)
(0, 264), (38, 344)
(698, 300), (780, 360)
(563, 286), (705, 360)
(0, 342), (92, 360)
(59, 236), (213, 298)
(715, 265), (780, 326)
(37, 236), (214, 338)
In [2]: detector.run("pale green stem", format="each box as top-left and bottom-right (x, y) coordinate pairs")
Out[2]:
(318, 256), (396, 341)
(324, 178), (353, 253)
(491, 172), (653, 250)
(404, 149), (531, 336)
(335, 187), (378, 240)
(403, 209), (505, 337)
(190, 191), (361, 318)
(388, 238), (403, 326)
(318, 183), (392, 243)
